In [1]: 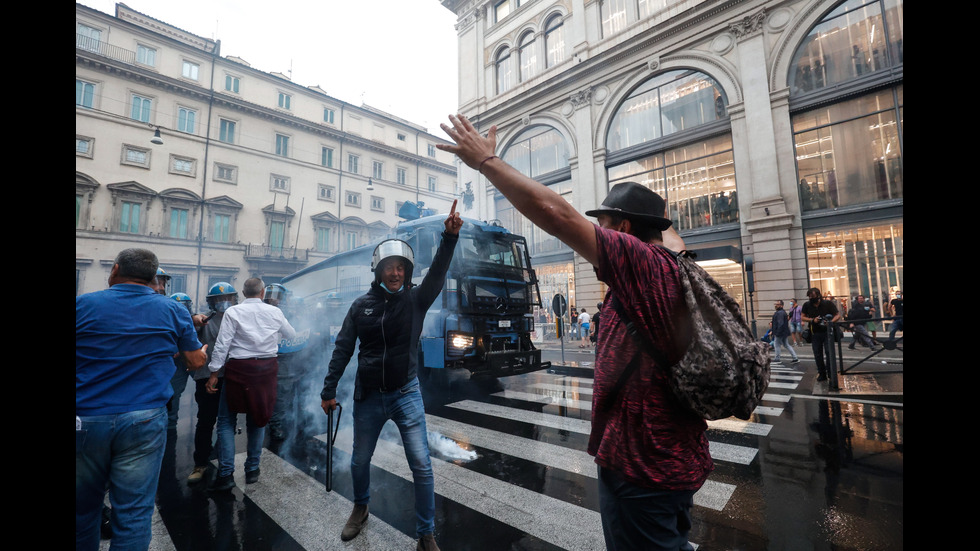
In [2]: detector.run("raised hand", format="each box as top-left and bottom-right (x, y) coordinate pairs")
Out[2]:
(437, 114), (497, 170)
(444, 199), (463, 235)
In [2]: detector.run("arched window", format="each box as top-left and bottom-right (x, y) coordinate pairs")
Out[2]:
(544, 14), (565, 68)
(788, 0), (903, 95)
(502, 125), (568, 179)
(499, 125), (571, 256)
(607, 69), (727, 152)
(789, 0), (903, 213)
(606, 70), (736, 232)
(519, 31), (538, 82)
(495, 46), (513, 95)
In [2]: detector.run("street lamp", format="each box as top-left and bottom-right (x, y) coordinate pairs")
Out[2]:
(150, 127), (164, 145)
(366, 177), (374, 192)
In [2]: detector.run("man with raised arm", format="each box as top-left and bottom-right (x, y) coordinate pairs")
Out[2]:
(438, 115), (710, 551)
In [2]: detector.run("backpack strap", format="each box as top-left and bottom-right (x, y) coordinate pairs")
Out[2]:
(600, 293), (672, 413)
(598, 247), (691, 412)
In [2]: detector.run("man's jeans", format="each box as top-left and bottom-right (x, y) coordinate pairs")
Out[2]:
(598, 465), (696, 551)
(773, 335), (798, 361)
(351, 377), (435, 537)
(76, 406), (168, 551)
(216, 384), (264, 477)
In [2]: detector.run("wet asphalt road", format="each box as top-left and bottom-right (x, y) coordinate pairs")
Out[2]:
(127, 346), (903, 551)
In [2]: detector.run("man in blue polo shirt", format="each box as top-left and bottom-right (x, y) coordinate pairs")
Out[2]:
(76, 248), (207, 551)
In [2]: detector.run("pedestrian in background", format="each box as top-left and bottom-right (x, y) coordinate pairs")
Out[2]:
(888, 291), (903, 340)
(578, 308), (591, 348)
(801, 287), (840, 382)
(207, 278), (297, 491)
(438, 114), (710, 551)
(770, 300), (799, 364)
(846, 295), (878, 350)
(76, 248), (207, 550)
(788, 298), (803, 346)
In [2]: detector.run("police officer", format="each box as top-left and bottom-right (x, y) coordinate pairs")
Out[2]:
(150, 267), (171, 295)
(185, 282), (239, 484)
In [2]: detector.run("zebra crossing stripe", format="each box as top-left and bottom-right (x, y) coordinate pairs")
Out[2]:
(320, 430), (609, 551)
(492, 390), (592, 410)
(227, 450), (416, 550)
(425, 414), (736, 511)
(499, 390), (783, 419)
(554, 376), (594, 387)
(447, 400), (761, 465)
(528, 382), (594, 396)
(761, 393), (791, 403)
(706, 418), (772, 437)
(767, 381), (800, 389)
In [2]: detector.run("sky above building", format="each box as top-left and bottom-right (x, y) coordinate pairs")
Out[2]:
(80, 0), (460, 134)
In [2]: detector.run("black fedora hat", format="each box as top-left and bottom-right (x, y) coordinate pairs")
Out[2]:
(585, 182), (672, 230)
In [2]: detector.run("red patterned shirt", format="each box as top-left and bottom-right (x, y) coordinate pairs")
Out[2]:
(589, 225), (713, 491)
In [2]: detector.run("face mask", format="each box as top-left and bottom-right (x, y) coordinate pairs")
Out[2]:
(380, 282), (403, 294)
(214, 300), (233, 313)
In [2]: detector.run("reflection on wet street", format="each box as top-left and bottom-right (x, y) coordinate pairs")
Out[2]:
(135, 349), (902, 550)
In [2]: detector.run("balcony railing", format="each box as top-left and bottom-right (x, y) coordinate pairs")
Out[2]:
(77, 34), (137, 65)
(245, 244), (309, 262)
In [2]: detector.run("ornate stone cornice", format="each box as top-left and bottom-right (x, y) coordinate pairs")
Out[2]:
(729, 9), (766, 39)
(569, 87), (593, 109)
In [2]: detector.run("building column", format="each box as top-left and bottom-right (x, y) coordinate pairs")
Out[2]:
(729, 9), (804, 324)
(567, 86), (604, 312)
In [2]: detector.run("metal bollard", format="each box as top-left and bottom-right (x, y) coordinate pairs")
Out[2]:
(825, 317), (839, 391)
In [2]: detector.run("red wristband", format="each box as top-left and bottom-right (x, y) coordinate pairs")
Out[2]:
(478, 155), (498, 174)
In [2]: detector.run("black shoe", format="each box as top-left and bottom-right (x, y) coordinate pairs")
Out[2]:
(245, 468), (260, 484)
(791, 358), (800, 364)
(816, 374), (828, 382)
(210, 473), (236, 492)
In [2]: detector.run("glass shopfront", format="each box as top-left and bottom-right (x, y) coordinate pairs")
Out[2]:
(805, 221), (902, 319)
(791, 0), (904, 313)
(793, 86), (903, 211)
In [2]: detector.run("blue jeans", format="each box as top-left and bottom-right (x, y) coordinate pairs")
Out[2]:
(598, 465), (695, 551)
(889, 317), (903, 339)
(76, 407), (168, 551)
(773, 335), (798, 361)
(351, 377), (434, 537)
(216, 384), (265, 477)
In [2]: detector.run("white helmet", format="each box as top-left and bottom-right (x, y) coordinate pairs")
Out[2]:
(371, 239), (415, 282)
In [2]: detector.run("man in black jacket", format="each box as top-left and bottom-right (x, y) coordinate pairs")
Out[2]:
(845, 295), (878, 350)
(320, 204), (462, 551)
(800, 287), (841, 381)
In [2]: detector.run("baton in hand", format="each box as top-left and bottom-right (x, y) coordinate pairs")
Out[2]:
(325, 404), (342, 492)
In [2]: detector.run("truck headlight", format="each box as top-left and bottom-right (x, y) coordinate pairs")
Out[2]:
(448, 331), (475, 357)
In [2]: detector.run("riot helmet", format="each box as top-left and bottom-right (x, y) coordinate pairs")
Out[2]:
(206, 281), (239, 313)
(152, 267), (172, 295)
(170, 292), (193, 314)
(264, 283), (289, 307)
(371, 239), (415, 291)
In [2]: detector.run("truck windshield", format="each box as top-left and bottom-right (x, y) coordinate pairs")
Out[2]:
(457, 233), (527, 271)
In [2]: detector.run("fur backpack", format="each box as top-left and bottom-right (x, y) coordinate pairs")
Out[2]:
(609, 249), (771, 421)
